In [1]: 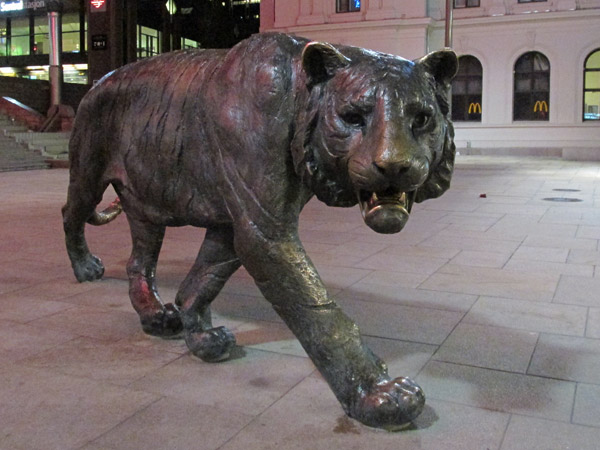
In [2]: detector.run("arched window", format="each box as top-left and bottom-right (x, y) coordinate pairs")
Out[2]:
(583, 49), (600, 121)
(451, 55), (482, 122)
(513, 51), (550, 121)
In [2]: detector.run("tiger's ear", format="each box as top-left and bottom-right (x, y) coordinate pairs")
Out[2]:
(416, 49), (458, 89)
(302, 42), (351, 86)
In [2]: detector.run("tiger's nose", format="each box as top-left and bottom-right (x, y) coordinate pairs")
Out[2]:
(373, 155), (429, 189)
(373, 157), (411, 176)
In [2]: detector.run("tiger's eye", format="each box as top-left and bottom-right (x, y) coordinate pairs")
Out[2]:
(341, 111), (366, 127)
(413, 112), (431, 129)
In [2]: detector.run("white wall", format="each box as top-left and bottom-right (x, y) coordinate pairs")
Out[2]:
(448, 10), (600, 149)
(260, 0), (600, 155)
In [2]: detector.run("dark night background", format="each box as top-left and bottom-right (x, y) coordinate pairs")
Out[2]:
(138, 0), (260, 49)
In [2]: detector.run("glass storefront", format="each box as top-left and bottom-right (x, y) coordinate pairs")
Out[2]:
(0, 25), (7, 56)
(11, 17), (30, 56)
(137, 26), (200, 59)
(3, 11), (85, 56)
(0, 5), (88, 83)
(33, 15), (48, 54)
(62, 12), (84, 53)
(138, 26), (160, 59)
(0, 2), (203, 85)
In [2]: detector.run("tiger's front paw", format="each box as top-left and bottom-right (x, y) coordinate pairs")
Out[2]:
(185, 326), (236, 362)
(140, 303), (183, 339)
(349, 377), (425, 431)
(72, 254), (105, 282)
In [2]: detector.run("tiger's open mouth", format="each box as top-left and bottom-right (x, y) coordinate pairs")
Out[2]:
(358, 189), (416, 234)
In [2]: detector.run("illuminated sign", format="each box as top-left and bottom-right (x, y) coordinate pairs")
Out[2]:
(0, 0), (44, 11)
(534, 100), (548, 112)
(468, 102), (482, 114)
(90, 0), (106, 12)
(0, 0), (23, 11)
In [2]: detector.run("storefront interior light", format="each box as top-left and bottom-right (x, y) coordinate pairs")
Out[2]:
(0, 67), (15, 74)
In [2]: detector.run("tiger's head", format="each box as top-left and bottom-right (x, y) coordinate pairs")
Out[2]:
(292, 41), (458, 234)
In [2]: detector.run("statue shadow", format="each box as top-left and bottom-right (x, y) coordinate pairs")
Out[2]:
(407, 404), (439, 430)
(228, 345), (248, 361)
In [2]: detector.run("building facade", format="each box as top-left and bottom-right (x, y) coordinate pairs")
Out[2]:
(0, 0), (260, 85)
(0, 0), (87, 83)
(260, 0), (600, 153)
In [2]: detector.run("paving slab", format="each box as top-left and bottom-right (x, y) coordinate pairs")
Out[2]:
(1, 156), (600, 449)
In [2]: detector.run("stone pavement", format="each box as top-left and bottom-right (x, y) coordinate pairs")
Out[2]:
(1, 155), (599, 450)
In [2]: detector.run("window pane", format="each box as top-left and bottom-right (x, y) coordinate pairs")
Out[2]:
(585, 71), (600, 90)
(0, 25), (6, 56)
(515, 76), (530, 92)
(33, 16), (48, 54)
(138, 26), (160, 59)
(62, 13), (80, 33)
(468, 78), (482, 94)
(454, 0), (479, 7)
(337, 0), (360, 12)
(462, 56), (482, 75)
(11, 36), (29, 56)
(34, 15), (48, 33)
(63, 31), (80, 53)
(453, 79), (466, 94)
(62, 13), (81, 53)
(33, 34), (47, 54)
(586, 50), (600, 69)
(11, 17), (30, 56)
(533, 54), (550, 72)
(515, 54), (531, 73)
(452, 96), (467, 121)
(533, 75), (549, 91)
(11, 17), (29, 35)
(584, 91), (600, 120)
(182, 38), (198, 49)
(452, 55), (482, 122)
(514, 94), (530, 120)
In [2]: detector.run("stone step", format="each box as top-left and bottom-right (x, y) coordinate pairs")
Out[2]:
(2, 125), (29, 133)
(0, 114), (54, 171)
(0, 162), (49, 172)
(12, 131), (71, 143)
(0, 140), (50, 171)
(41, 144), (69, 157)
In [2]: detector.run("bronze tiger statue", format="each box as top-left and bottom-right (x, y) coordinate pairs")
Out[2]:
(63, 32), (457, 430)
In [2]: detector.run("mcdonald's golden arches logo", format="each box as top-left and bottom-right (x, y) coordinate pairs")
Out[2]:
(468, 102), (482, 114)
(534, 100), (548, 112)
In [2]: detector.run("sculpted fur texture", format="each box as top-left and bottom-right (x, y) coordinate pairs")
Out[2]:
(62, 32), (457, 430)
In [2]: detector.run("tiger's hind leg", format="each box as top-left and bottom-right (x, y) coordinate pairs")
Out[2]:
(175, 226), (241, 362)
(126, 216), (182, 338)
(62, 176), (108, 282)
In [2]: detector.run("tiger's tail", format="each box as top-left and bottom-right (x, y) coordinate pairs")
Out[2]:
(87, 197), (122, 226)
